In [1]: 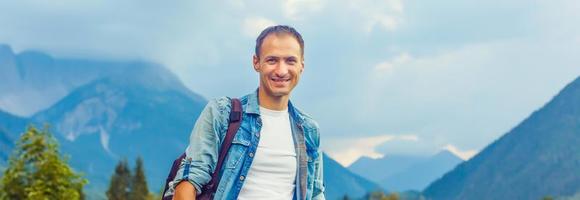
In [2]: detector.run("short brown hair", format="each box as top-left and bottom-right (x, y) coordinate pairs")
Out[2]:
(255, 25), (305, 59)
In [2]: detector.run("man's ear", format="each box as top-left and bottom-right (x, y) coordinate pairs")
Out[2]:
(300, 59), (305, 73)
(252, 55), (260, 72)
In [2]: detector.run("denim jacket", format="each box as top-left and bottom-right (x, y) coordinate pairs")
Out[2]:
(166, 90), (325, 200)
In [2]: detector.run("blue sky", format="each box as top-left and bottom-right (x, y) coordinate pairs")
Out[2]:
(1, 0), (579, 165)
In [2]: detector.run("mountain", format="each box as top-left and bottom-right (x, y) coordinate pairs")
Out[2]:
(0, 43), (198, 116)
(0, 110), (27, 164)
(348, 154), (426, 184)
(0, 44), (208, 197)
(324, 154), (384, 200)
(0, 109), (27, 134)
(0, 128), (13, 163)
(29, 68), (207, 194)
(348, 150), (462, 192)
(380, 150), (462, 192)
(424, 76), (580, 200)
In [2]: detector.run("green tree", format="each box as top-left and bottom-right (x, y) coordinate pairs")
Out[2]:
(129, 156), (149, 200)
(542, 196), (554, 200)
(0, 125), (87, 200)
(107, 158), (131, 200)
(365, 191), (399, 200)
(383, 193), (399, 200)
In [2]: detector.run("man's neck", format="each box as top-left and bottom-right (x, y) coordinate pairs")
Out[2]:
(258, 88), (290, 111)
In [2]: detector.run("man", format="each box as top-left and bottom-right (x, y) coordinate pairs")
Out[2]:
(167, 25), (325, 200)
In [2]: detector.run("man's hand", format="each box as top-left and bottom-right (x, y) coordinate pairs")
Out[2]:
(174, 181), (197, 200)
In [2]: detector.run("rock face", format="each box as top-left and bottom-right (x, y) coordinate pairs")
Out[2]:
(29, 71), (207, 193)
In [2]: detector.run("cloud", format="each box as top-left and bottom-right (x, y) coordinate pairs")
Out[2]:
(227, 0), (245, 9)
(354, 36), (580, 160)
(374, 52), (412, 74)
(323, 134), (420, 166)
(443, 144), (478, 160)
(372, 15), (399, 32)
(283, 0), (325, 20)
(348, 0), (405, 32)
(242, 17), (277, 38)
(322, 134), (478, 166)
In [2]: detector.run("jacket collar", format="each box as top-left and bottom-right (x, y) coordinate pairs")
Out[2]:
(243, 89), (261, 115)
(243, 89), (305, 125)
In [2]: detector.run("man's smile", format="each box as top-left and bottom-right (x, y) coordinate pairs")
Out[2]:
(270, 77), (291, 83)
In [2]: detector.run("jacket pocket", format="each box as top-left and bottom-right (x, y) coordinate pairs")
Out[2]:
(225, 133), (251, 169)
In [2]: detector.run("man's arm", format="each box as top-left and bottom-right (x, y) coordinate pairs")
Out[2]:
(165, 97), (231, 199)
(312, 148), (326, 200)
(174, 181), (197, 200)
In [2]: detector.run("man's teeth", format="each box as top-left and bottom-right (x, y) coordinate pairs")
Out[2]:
(271, 78), (289, 82)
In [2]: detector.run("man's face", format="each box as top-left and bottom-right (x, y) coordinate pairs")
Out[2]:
(253, 33), (304, 99)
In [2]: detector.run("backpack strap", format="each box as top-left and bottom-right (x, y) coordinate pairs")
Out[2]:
(201, 98), (242, 195)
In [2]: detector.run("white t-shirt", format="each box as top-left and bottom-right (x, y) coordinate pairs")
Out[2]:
(237, 106), (297, 200)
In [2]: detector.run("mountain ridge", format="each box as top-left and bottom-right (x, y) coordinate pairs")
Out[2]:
(324, 153), (384, 200)
(0, 43), (203, 116)
(424, 76), (580, 200)
(348, 150), (462, 192)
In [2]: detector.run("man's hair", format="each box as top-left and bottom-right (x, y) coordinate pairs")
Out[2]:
(255, 25), (305, 59)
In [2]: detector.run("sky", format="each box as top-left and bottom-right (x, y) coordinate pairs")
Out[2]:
(1, 0), (580, 166)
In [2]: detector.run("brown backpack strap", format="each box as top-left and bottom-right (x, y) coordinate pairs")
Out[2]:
(202, 98), (242, 195)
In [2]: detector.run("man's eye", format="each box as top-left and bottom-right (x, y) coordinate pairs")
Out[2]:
(266, 59), (276, 64)
(287, 60), (297, 65)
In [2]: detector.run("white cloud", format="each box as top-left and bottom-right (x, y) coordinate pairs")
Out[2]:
(442, 144), (478, 160)
(323, 134), (420, 166)
(351, 0), (405, 32)
(374, 52), (412, 74)
(387, 0), (404, 13)
(242, 17), (276, 38)
(374, 15), (399, 31)
(227, 0), (245, 9)
(283, 0), (325, 20)
(360, 38), (580, 157)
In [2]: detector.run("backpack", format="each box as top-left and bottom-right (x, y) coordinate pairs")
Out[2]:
(162, 98), (242, 200)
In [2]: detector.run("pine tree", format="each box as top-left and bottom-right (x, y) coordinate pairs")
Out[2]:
(107, 158), (131, 200)
(129, 156), (149, 200)
(0, 125), (87, 200)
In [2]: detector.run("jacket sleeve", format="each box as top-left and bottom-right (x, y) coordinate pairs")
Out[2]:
(165, 97), (231, 196)
(312, 147), (325, 200)
(312, 121), (325, 200)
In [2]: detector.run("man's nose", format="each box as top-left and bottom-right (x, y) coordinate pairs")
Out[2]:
(274, 62), (289, 76)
